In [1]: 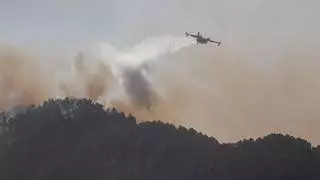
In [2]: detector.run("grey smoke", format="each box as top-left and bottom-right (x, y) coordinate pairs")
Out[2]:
(121, 67), (156, 110)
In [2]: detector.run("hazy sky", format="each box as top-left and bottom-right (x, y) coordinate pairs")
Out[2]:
(1, 0), (318, 49)
(1, 0), (320, 144)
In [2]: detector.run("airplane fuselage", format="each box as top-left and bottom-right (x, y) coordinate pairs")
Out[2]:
(196, 36), (210, 44)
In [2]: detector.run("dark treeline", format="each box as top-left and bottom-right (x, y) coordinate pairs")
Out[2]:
(0, 98), (319, 180)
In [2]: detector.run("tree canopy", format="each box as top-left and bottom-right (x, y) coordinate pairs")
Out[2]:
(0, 98), (319, 180)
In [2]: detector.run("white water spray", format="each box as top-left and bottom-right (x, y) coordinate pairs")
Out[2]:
(99, 35), (195, 68)
(95, 35), (195, 109)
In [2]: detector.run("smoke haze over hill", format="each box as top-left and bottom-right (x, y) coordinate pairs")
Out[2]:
(0, 0), (320, 145)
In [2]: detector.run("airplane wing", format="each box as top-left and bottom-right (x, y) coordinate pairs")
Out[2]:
(208, 39), (221, 46)
(185, 32), (198, 38)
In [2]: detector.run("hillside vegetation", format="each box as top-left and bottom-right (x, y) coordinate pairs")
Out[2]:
(0, 98), (319, 180)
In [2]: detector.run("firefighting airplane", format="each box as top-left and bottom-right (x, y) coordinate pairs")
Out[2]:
(185, 32), (221, 46)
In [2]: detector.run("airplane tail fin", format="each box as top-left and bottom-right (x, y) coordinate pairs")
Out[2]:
(185, 32), (189, 37)
(218, 42), (221, 46)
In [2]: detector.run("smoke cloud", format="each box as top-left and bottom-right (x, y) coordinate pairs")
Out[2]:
(0, 35), (196, 116)
(0, 32), (320, 146)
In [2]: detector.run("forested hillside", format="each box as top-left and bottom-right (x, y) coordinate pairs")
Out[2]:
(0, 98), (319, 180)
